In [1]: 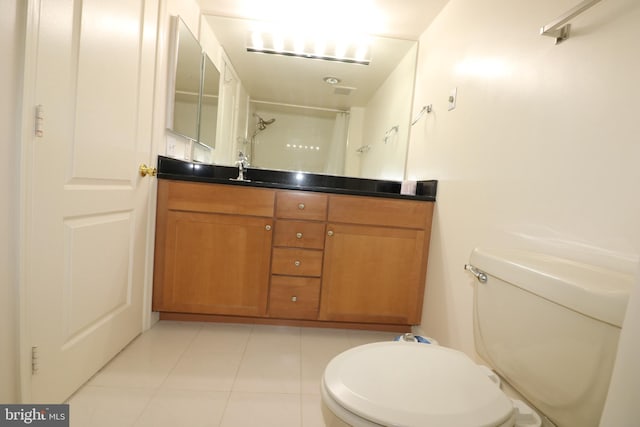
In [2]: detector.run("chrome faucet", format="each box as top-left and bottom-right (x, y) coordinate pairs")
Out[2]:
(235, 151), (249, 181)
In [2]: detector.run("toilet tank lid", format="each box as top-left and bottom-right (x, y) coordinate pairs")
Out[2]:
(469, 248), (634, 327)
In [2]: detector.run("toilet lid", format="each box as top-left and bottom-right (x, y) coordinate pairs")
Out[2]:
(323, 342), (514, 427)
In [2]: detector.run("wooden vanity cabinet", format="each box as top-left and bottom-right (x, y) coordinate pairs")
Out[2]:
(152, 181), (275, 317)
(318, 196), (434, 325)
(153, 180), (434, 329)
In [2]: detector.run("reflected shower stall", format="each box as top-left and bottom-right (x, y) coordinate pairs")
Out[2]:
(245, 102), (350, 174)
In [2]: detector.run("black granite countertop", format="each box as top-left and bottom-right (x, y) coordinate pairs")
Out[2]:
(156, 156), (437, 201)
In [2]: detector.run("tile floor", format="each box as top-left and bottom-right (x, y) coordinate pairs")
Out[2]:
(67, 321), (398, 427)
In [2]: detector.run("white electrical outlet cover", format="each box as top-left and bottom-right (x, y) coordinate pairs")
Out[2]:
(448, 87), (457, 111)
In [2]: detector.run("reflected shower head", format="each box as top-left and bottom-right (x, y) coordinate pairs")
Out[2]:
(255, 114), (276, 130)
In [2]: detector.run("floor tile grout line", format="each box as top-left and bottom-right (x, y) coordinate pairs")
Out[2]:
(299, 326), (304, 427)
(130, 322), (205, 426)
(229, 323), (254, 392)
(155, 322), (205, 390)
(219, 324), (254, 426)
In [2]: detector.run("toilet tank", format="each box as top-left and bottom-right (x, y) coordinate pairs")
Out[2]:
(468, 248), (633, 427)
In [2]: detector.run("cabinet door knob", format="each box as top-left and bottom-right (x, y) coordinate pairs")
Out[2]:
(291, 296), (297, 302)
(265, 224), (272, 231)
(296, 232), (303, 239)
(298, 203), (305, 210)
(294, 260), (301, 267)
(327, 230), (334, 236)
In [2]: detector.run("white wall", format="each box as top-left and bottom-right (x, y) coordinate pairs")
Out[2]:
(407, 0), (640, 416)
(0, 0), (22, 403)
(360, 44), (417, 180)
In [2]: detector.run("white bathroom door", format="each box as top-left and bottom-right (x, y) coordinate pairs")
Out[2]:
(23, 0), (158, 402)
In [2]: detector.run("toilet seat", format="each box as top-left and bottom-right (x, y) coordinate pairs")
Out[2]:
(323, 342), (515, 427)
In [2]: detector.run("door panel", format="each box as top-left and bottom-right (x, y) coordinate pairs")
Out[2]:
(63, 212), (133, 340)
(25, 0), (158, 402)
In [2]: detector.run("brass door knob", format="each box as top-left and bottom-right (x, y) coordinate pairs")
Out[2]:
(139, 164), (157, 177)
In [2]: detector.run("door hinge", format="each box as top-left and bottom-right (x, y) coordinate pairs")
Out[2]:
(31, 346), (39, 375)
(35, 104), (44, 137)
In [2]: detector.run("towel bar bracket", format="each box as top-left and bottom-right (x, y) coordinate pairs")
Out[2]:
(541, 23), (572, 45)
(540, 0), (602, 44)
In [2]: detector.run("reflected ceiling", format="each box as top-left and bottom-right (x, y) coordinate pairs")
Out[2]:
(197, 0), (450, 40)
(204, 15), (416, 111)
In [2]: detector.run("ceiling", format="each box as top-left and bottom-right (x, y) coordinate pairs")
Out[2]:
(197, 0), (450, 40)
(196, 0), (450, 111)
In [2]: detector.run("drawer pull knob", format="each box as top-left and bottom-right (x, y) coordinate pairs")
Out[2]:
(265, 225), (272, 231)
(327, 230), (334, 236)
(294, 260), (301, 267)
(291, 296), (297, 302)
(296, 232), (303, 239)
(298, 203), (305, 210)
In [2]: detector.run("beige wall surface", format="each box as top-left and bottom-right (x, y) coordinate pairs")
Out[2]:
(360, 44), (417, 181)
(408, 0), (640, 355)
(0, 0), (22, 403)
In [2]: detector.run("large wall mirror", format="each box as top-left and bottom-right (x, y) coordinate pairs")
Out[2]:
(204, 15), (418, 180)
(168, 16), (220, 151)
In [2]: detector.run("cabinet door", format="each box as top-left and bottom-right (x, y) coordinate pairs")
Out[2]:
(153, 210), (273, 316)
(319, 223), (427, 324)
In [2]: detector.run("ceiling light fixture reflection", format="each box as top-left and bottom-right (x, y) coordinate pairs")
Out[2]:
(247, 31), (371, 65)
(272, 33), (285, 52)
(251, 31), (264, 50)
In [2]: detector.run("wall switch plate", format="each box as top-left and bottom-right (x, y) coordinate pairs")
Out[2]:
(448, 87), (457, 111)
(167, 139), (176, 156)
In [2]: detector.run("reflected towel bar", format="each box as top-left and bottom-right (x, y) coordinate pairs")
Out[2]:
(383, 125), (399, 144)
(411, 105), (432, 126)
(540, 0), (603, 44)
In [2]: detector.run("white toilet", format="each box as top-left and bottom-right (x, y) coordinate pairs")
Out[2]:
(321, 248), (633, 427)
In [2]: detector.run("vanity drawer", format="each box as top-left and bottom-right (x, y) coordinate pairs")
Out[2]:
(269, 276), (321, 320)
(271, 248), (323, 277)
(273, 220), (326, 249)
(276, 191), (328, 221)
(328, 195), (433, 229)
(164, 181), (275, 217)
